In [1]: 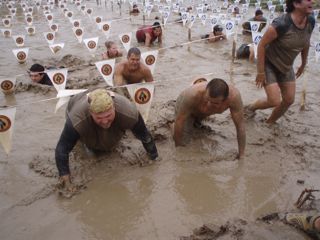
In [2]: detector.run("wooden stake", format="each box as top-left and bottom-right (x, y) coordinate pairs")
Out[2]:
(188, 28), (191, 51)
(143, 0), (145, 25)
(229, 26), (238, 85)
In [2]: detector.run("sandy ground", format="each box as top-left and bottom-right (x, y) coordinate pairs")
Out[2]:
(0, 1), (320, 240)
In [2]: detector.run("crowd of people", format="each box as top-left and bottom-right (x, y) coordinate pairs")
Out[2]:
(6, 0), (319, 237)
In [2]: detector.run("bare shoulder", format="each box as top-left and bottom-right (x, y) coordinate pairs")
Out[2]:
(228, 85), (243, 109)
(180, 84), (203, 106)
(140, 62), (150, 72)
(115, 61), (126, 74)
(115, 61), (126, 70)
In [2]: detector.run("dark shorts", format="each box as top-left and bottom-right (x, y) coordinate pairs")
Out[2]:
(265, 59), (295, 85)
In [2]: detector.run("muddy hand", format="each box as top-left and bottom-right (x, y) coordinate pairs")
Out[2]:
(255, 73), (266, 88)
(295, 65), (305, 78)
(56, 175), (78, 193)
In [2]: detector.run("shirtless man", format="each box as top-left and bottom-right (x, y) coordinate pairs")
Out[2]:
(173, 78), (246, 159)
(201, 25), (227, 43)
(113, 47), (153, 86)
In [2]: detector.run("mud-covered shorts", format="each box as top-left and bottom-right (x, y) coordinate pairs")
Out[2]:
(265, 59), (295, 85)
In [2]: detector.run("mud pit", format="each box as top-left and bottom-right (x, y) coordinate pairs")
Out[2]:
(1, 1), (320, 240)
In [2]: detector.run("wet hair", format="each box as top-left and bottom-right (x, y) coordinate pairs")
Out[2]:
(29, 63), (45, 73)
(206, 78), (229, 100)
(213, 25), (223, 33)
(286, 0), (302, 13)
(255, 9), (263, 16)
(105, 41), (115, 49)
(127, 47), (141, 58)
(152, 21), (162, 30)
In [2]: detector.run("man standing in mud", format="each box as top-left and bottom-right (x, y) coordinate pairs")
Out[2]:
(113, 47), (154, 86)
(173, 78), (246, 159)
(55, 88), (158, 191)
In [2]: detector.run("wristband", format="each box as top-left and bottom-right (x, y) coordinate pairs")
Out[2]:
(257, 72), (265, 75)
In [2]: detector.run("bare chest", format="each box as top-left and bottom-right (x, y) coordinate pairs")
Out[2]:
(123, 70), (145, 84)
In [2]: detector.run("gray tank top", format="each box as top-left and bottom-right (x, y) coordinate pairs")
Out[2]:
(265, 14), (315, 73)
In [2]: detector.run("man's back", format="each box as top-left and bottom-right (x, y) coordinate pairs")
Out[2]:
(177, 82), (236, 119)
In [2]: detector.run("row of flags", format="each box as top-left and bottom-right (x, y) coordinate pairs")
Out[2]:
(8, 30), (133, 63)
(2, 0), (319, 55)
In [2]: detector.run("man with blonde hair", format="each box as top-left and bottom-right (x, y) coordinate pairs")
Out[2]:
(55, 88), (158, 189)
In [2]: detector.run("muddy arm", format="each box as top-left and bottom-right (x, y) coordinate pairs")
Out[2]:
(230, 92), (246, 158)
(145, 33), (152, 47)
(296, 42), (310, 78)
(144, 67), (154, 82)
(173, 112), (188, 146)
(55, 117), (80, 176)
(113, 64), (126, 86)
(256, 25), (277, 88)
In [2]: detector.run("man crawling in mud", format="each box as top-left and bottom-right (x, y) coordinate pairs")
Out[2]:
(55, 88), (158, 192)
(173, 78), (246, 159)
(113, 47), (153, 86)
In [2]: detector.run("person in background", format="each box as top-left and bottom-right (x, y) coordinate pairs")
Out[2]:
(242, 9), (267, 34)
(201, 25), (227, 43)
(130, 4), (140, 15)
(136, 21), (162, 47)
(102, 41), (123, 60)
(28, 64), (53, 86)
(236, 43), (255, 62)
(113, 47), (153, 86)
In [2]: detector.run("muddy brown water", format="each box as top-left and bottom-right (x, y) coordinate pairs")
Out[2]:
(0, 1), (320, 240)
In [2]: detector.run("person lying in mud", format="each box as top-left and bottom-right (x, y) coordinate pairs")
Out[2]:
(286, 213), (320, 239)
(201, 25), (227, 43)
(102, 41), (123, 60)
(130, 4), (140, 15)
(55, 88), (158, 191)
(113, 47), (153, 86)
(242, 9), (267, 35)
(136, 21), (162, 47)
(173, 78), (245, 159)
(236, 43), (255, 62)
(28, 64), (53, 86)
